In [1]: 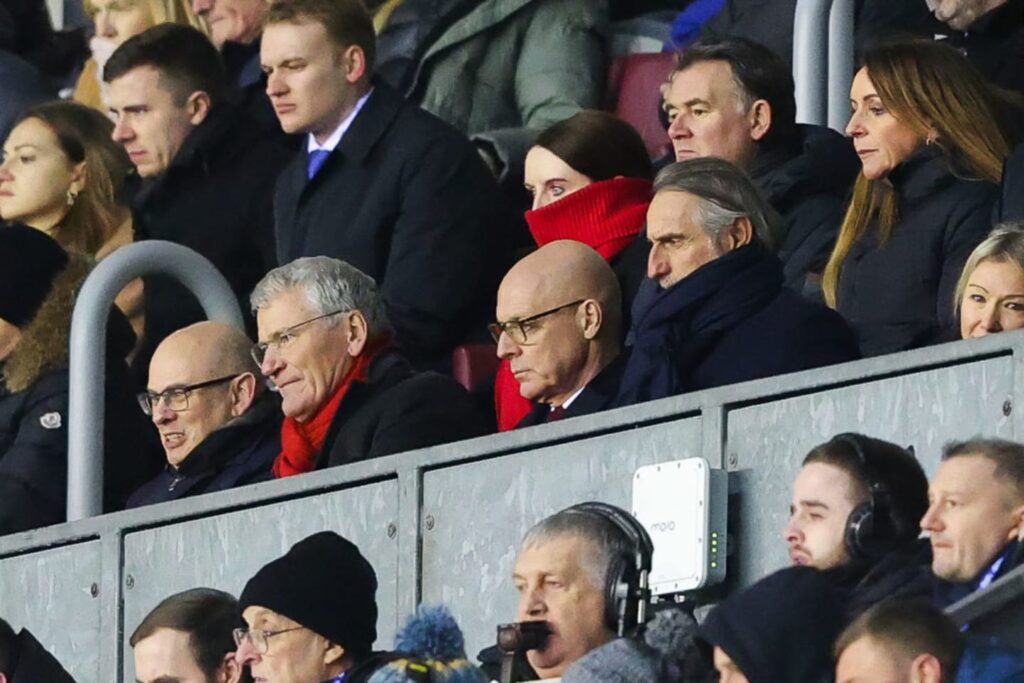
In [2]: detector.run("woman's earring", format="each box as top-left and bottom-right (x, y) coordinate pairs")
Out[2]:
(926, 132), (938, 146)
(66, 188), (79, 207)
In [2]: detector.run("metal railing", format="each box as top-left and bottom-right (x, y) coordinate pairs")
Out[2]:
(66, 240), (244, 521)
(793, 0), (856, 131)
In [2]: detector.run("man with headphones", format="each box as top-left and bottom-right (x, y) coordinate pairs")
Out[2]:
(783, 432), (932, 619)
(508, 502), (654, 680)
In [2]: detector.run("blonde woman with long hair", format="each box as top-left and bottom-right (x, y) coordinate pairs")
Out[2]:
(74, 0), (206, 112)
(822, 40), (1021, 356)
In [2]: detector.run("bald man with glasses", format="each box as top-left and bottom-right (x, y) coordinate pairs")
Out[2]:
(250, 256), (486, 478)
(126, 321), (281, 508)
(493, 240), (627, 428)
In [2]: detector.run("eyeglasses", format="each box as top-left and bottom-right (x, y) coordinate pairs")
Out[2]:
(232, 626), (306, 655)
(251, 309), (348, 365)
(137, 374), (238, 415)
(488, 299), (586, 345)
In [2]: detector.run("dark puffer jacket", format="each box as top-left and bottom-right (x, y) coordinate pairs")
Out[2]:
(835, 147), (997, 357)
(0, 254), (159, 535)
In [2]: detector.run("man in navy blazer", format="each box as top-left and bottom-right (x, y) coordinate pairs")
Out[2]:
(261, 0), (506, 368)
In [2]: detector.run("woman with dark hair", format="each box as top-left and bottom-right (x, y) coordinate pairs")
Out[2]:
(0, 100), (142, 336)
(822, 39), (1022, 356)
(956, 223), (1024, 339)
(496, 110), (653, 431)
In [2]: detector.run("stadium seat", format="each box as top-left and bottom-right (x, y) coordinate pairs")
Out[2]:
(452, 344), (500, 392)
(605, 51), (676, 159)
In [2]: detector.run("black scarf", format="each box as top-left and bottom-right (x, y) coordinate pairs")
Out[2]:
(617, 243), (783, 404)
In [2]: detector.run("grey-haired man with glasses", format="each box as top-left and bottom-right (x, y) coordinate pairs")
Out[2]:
(493, 240), (627, 428)
(125, 321), (281, 508)
(250, 256), (486, 477)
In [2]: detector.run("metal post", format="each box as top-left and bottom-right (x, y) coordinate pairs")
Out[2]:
(67, 241), (244, 521)
(793, 0), (833, 126)
(827, 0), (856, 133)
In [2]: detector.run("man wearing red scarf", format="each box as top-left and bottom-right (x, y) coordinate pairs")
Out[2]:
(250, 256), (487, 477)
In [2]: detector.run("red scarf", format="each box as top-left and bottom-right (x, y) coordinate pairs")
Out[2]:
(525, 177), (652, 260)
(273, 337), (390, 478)
(496, 178), (651, 431)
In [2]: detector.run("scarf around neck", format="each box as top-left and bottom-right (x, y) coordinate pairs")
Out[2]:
(525, 177), (652, 259)
(273, 337), (390, 478)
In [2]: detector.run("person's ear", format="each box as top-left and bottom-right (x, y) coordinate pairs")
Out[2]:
(219, 650), (244, 683)
(909, 653), (943, 683)
(186, 90), (212, 126)
(749, 99), (772, 142)
(69, 160), (87, 196)
(323, 641), (346, 666)
(719, 216), (753, 252)
(1009, 500), (1024, 542)
(341, 44), (367, 84)
(0, 671), (8, 683)
(229, 372), (258, 417)
(578, 299), (603, 340)
(344, 310), (369, 357)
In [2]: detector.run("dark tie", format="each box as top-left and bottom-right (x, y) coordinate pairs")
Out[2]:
(307, 149), (330, 180)
(547, 406), (567, 422)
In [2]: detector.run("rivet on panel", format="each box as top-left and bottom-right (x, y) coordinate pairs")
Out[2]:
(425, 515), (435, 531)
(1004, 399), (1013, 416)
(126, 574), (135, 590)
(90, 583), (99, 598)
(386, 522), (397, 539)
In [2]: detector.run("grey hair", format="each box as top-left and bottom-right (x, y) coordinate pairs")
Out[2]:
(954, 222), (1024, 314)
(520, 508), (634, 591)
(250, 256), (392, 336)
(653, 157), (781, 250)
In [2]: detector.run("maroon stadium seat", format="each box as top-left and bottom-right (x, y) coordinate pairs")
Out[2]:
(452, 344), (500, 392)
(606, 51), (676, 159)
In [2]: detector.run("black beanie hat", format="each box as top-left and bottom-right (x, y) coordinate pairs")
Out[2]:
(239, 531), (378, 655)
(698, 566), (844, 683)
(0, 223), (69, 327)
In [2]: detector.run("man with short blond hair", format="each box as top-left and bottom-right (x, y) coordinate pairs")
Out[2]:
(923, 438), (1024, 607)
(261, 0), (505, 366)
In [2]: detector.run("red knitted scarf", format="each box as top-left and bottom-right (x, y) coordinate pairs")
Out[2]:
(525, 176), (652, 260)
(273, 338), (390, 478)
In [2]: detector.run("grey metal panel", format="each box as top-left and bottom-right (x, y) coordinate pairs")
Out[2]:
(121, 481), (399, 683)
(726, 356), (1015, 588)
(0, 541), (103, 682)
(420, 417), (702, 659)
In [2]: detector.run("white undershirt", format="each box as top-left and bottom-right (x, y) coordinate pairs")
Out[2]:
(306, 89), (373, 153)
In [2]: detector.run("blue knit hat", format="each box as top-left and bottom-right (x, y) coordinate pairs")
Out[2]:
(368, 606), (487, 683)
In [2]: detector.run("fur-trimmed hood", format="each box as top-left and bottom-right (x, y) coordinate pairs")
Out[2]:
(2, 252), (92, 392)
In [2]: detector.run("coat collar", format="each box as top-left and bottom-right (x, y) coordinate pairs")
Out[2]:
(171, 392), (281, 477)
(417, 0), (538, 61)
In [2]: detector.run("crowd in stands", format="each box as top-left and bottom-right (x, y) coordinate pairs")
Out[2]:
(3, 435), (1023, 682)
(3, 0), (1024, 678)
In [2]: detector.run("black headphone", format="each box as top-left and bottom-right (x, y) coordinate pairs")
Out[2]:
(565, 501), (654, 637)
(831, 433), (900, 561)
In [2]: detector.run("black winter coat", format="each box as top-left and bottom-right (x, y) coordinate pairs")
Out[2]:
(320, 349), (489, 468)
(835, 148), (997, 357)
(125, 394), (281, 508)
(130, 103), (292, 382)
(997, 142), (1024, 223)
(0, 337), (157, 535)
(10, 628), (76, 683)
(515, 352), (627, 428)
(750, 125), (859, 289)
(824, 539), (934, 623)
(273, 81), (507, 367)
(616, 243), (860, 406)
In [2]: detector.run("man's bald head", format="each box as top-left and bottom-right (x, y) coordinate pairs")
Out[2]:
(496, 241), (622, 407)
(501, 240), (622, 344)
(146, 322), (262, 465)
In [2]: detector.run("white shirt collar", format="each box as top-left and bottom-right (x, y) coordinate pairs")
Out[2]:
(306, 88), (373, 153)
(557, 385), (587, 411)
